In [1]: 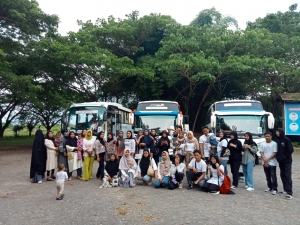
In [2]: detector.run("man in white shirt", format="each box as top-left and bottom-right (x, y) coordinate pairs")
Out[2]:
(260, 132), (278, 195)
(199, 126), (213, 163)
(186, 150), (207, 190)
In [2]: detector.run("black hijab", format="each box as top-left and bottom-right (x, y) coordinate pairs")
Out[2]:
(107, 132), (114, 142)
(160, 130), (169, 140)
(97, 131), (105, 146)
(211, 154), (220, 169)
(142, 129), (151, 146)
(126, 130), (134, 139)
(30, 130), (47, 178)
(66, 131), (77, 147)
(276, 128), (285, 142)
(105, 154), (119, 177)
(139, 149), (151, 177)
(244, 132), (257, 146)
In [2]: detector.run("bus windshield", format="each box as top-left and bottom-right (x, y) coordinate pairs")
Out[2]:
(68, 106), (106, 135)
(216, 115), (267, 137)
(134, 115), (177, 133)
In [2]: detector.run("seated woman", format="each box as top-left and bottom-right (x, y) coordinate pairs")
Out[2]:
(119, 149), (138, 188)
(203, 155), (224, 194)
(105, 154), (119, 184)
(170, 153), (186, 189)
(137, 149), (158, 185)
(154, 151), (172, 188)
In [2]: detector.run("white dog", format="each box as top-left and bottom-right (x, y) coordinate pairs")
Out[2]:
(99, 170), (111, 188)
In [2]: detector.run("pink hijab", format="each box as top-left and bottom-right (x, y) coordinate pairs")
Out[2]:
(159, 151), (172, 177)
(119, 149), (137, 170)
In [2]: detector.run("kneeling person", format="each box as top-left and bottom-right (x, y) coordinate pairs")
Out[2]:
(204, 155), (224, 194)
(137, 149), (158, 185)
(186, 150), (207, 190)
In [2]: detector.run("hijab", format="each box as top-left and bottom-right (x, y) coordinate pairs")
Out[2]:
(66, 131), (77, 147)
(159, 151), (172, 177)
(185, 131), (197, 143)
(107, 132), (114, 142)
(85, 130), (93, 141)
(105, 154), (119, 177)
(119, 149), (137, 170)
(244, 132), (257, 146)
(139, 149), (151, 176)
(276, 128), (285, 142)
(211, 155), (220, 169)
(126, 131), (134, 139)
(142, 129), (151, 146)
(97, 131), (105, 146)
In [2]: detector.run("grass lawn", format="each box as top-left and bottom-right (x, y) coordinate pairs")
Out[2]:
(0, 136), (34, 148)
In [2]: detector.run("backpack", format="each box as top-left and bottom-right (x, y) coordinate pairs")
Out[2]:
(219, 170), (231, 194)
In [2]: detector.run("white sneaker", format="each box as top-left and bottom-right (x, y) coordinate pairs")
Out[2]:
(246, 187), (254, 191)
(285, 195), (293, 200)
(99, 186), (103, 189)
(272, 190), (277, 195)
(265, 188), (271, 192)
(211, 191), (220, 195)
(245, 186), (248, 189)
(231, 186), (236, 190)
(179, 183), (183, 189)
(38, 180), (42, 184)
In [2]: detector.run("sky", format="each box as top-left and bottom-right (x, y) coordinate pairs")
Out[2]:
(37, 0), (299, 35)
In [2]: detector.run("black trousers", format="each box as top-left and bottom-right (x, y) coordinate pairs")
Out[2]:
(263, 165), (278, 191)
(175, 171), (184, 183)
(279, 162), (293, 195)
(47, 169), (54, 176)
(96, 152), (105, 179)
(203, 182), (219, 192)
(230, 160), (241, 187)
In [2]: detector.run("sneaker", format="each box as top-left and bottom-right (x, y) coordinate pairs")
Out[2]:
(187, 184), (193, 190)
(60, 194), (64, 200)
(272, 190), (277, 195)
(179, 183), (183, 189)
(246, 187), (255, 191)
(147, 182), (153, 186)
(265, 188), (271, 192)
(211, 191), (220, 195)
(231, 186), (236, 190)
(245, 185), (248, 189)
(38, 180), (42, 184)
(285, 195), (293, 200)
(279, 191), (287, 194)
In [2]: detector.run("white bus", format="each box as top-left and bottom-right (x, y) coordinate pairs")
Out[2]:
(61, 102), (133, 137)
(207, 100), (275, 164)
(129, 100), (189, 134)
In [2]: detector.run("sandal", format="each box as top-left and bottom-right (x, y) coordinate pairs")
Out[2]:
(77, 176), (82, 180)
(47, 178), (54, 181)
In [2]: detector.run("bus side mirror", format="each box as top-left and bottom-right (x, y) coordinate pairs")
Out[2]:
(103, 113), (107, 121)
(183, 115), (189, 124)
(211, 115), (216, 128)
(268, 113), (275, 129)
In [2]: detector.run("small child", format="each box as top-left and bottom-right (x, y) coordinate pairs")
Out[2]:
(56, 163), (68, 200)
(77, 134), (83, 160)
(208, 133), (218, 155)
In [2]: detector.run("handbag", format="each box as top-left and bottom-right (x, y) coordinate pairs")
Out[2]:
(147, 158), (155, 177)
(67, 153), (73, 161)
(218, 170), (231, 194)
(223, 149), (230, 157)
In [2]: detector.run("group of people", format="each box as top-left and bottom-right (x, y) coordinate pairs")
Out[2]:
(29, 125), (294, 200)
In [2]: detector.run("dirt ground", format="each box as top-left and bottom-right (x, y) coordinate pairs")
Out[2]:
(0, 148), (300, 225)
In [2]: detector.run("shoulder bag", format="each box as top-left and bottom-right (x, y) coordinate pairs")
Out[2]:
(147, 157), (155, 177)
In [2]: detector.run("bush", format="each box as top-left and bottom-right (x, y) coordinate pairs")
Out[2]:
(12, 125), (24, 137)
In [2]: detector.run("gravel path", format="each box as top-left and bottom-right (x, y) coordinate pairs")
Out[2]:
(0, 150), (299, 225)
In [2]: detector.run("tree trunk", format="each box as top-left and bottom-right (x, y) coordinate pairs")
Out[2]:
(0, 128), (4, 138)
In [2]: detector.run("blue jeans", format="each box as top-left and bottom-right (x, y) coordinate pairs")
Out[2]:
(142, 175), (152, 182)
(154, 176), (170, 188)
(242, 160), (254, 188)
(220, 159), (228, 175)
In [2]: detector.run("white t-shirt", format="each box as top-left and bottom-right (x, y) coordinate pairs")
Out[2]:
(199, 135), (211, 157)
(125, 139), (136, 153)
(259, 141), (278, 166)
(188, 158), (207, 173)
(207, 165), (224, 186)
(56, 171), (68, 184)
(217, 139), (228, 160)
(185, 143), (195, 152)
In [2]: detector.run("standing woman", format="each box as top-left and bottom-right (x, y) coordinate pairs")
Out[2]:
(173, 132), (186, 156)
(30, 130), (47, 183)
(45, 131), (58, 181)
(119, 149), (138, 188)
(228, 131), (242, 189)
(106, 132), (117, 160)
(125, 131), (136, 158)
(154, 151), (172, 188)
(218, 131), (229, 175)
(82, 130), (96, 181)
(184, 131), (199, 168)
(95, 131), (106, 180)
(157, 130), (170, 162)
(66, 131), (83, 180)
(242, 132), (258, 191)
(58, 132), (69, 175)
(116, 131), (125, 159)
